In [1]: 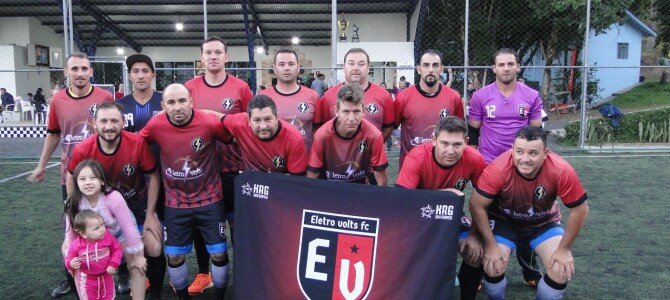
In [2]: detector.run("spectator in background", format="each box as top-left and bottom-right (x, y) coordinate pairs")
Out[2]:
(311, 73), (327, 97)
(33, 88), (47, 112)
(27, 92), (34, 103)
(399, 75), (410, 90)
(1, 88), (15, 108)
(114, 82), (125, 100)
(441, 67), (454, 87)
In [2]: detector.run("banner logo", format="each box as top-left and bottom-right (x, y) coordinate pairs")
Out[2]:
(298, 210), (379, 300)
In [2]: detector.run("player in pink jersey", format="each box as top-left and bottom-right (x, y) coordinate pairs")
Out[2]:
(259, 48), (321, 153)
(319, 48), (394, 141)
(27, 52), (114, 298)
(185, 36), (253, 294)
(394, 49), (464, 169)
(307, 83), (388, 185)
(220, 95), (308, 175)
(470, 127), (589, 300)
(139, 84), (231, 300)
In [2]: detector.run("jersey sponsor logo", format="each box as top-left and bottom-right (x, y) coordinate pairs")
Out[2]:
(88, 104), (99, 116)
(420, 204), (454, 220)
(366, 103), (379, 115)
(356, 141), (368, 154)
(455, 178), (467, 191)
(518, 104), (530, 117)
(298, 210), (378, 300)
(410, 136), (432, 146)
(272, 156), (286, 169)
(122, 163), (136, 176)
(165, 157), (204, 181)
(63, 120), (94, 145)
(116, 181), (137, 199)
(534, 185), (547, 200)
(240, 182), (270, 199)
(297, 101), (310, 113)
(439, 108), (450, 119)
(222, 97), (234, 110)
(328, 160), (366, 182)
(191, 137), (205, 152)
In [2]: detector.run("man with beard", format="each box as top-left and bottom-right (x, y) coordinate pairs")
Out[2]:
(394, 49), (464, 169)
(67, 102), (160, 299)
(27, 52), (114, 298)
(184, 36), (253, 295)
(468, 48), (544, 287)
(259, 49), (320, 153)
(218, 94), (307, 175)
(307, 84), (388, 185)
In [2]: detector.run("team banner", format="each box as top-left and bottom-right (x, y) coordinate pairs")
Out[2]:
(234, 172), (463, 299)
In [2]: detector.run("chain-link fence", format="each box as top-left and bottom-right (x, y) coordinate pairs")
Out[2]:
(2, 0), (670, 150)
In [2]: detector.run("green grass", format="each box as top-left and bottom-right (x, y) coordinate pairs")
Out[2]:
(1, 152), (669, 299)
(609, 82), (670, 110)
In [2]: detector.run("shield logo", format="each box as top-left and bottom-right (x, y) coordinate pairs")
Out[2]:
(518, 104), (529, 117)
(297, 210), (378, 300)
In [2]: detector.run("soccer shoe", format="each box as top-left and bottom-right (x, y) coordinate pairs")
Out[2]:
(50, 280), (72, 298)
(523, 276), (540, 288)
(187, 273), (213, 295)
(117, 275), (131, 294)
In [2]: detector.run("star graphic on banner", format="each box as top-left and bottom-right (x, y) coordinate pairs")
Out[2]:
(350, 244), (359, 254)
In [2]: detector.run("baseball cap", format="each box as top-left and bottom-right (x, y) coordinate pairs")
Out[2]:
(126, 54), (155, 73)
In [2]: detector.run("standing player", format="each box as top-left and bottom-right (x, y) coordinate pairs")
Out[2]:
(219, 95), (308, 175)
(394, 49), (464, 169)
(395, 116), (486, 300)
(307, 84), (387, 185)
(469, 126), (589, 300)
(468, 48), (544, 286)
(139, 84), (231, 300)
(185, 36), (253, 295)
(259, 48), (320, 153)
(27, 52), (114, 298)
(67, 102), (162, 300)
(320, 48), (394, 141)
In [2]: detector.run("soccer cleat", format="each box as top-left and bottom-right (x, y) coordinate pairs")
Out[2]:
(117, 275), (131, 294)
(523, 277), (540, 288)
(187, 273), (213, 295)
(50, 280), (72, 298)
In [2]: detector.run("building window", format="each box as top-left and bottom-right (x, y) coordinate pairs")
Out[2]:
(156, 62), (195, 91)
(617, 43), (629, 59)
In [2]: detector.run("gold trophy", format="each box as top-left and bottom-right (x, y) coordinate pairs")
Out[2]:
(338, 18), (349, 42)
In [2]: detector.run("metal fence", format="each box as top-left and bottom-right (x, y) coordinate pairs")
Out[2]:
(2, 0), (670, 150)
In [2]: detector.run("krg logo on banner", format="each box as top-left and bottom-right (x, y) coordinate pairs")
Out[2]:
(241, 182), (269, 199)
(420, 204), (455, 220)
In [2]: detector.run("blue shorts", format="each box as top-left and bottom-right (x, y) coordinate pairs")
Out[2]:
(490, 218), (564, 252)
(163, 201), (227, 255)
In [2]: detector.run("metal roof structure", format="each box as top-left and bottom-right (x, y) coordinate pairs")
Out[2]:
(1, 0), (420, 52)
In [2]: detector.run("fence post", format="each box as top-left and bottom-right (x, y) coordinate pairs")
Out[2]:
(579, 0), (592, 149)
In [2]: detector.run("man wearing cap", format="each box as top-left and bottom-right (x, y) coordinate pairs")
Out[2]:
(116, 53), (166, 298)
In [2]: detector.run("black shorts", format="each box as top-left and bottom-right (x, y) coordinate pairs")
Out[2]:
(127, 197), (149, 225)
(220, 171), (239, 219)
(163, 201), (228, 255)
(490, 217), (564, 252)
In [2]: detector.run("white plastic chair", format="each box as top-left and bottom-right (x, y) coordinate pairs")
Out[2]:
(19, 99), (34, 122)
(1, 103), (20, 123)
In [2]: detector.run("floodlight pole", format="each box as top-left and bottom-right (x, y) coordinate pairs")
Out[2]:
(203, 0), (208, 39)
(331, 0), (338, 86)
(578, 0), (592, 149)
(463, 0), (470, 116)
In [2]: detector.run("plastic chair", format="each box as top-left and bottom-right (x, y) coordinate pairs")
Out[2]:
(1, 104), (19, 123)
(19, 99), (34, 122)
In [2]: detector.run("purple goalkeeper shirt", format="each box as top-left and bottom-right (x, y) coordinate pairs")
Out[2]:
(468, 82), (542, 163)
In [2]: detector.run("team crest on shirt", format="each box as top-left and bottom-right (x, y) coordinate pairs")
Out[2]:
(297, 101), (310, 113)
(191, 137), (205, 152)
(534, 185), (547, 200)
(122, 163), (136, 176)
(518, 104), (530, 117)
(298, 210), (378, 300)
(89, 104), (99, 116)
(222, 97), (234, 110)
(439, 108), (450, 119)
(356, 141), (368, 154)
(455, 178), (467, 191)
(366, 103), (379, 114)
(272, 156), (286, 168)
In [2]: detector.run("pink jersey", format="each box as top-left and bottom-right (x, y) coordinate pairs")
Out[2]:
(308, 118), (388, 183)
(186, 74), (253, 172)
(468, 82), (543, 163)
(476, 151), (587, 227)
(47, 87), (114, 184)
(222, 113), (308, 175)
(65, 230), (122, 300)
(259, 85), (321, 153)
(394, 84), (464, 168)
(139, 110), (230, 208)
(320, 82), (395, 131)
(70, 131), (157, 202)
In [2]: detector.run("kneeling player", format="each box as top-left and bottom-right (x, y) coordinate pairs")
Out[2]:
(395, 116), (487, 300)
(469, 126), (589, 300)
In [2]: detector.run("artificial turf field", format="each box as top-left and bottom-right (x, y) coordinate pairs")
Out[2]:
(0, 151), (668, 299)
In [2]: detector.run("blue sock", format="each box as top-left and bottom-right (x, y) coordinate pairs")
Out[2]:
(211, 261), (230, 289)
(168, 261), (189, 290)
(536, 275), (566, 300)
(483, 274), (507, 300)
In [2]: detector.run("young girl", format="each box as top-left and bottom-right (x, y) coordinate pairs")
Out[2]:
(63, 159), (147, 300)
(65, 209), (123, 299)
